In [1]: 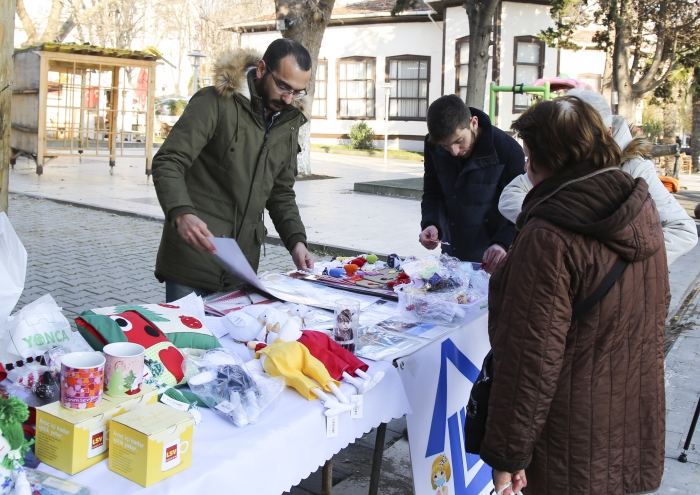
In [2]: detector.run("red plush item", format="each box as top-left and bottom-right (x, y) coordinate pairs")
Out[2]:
(387, 271), (411, 289)
(350, 257), (367, 267)
(298, 330), (369, 380)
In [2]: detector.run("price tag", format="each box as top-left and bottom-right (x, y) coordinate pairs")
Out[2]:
(350, 395), (364, 419)
(326, 414), (339, 438)
(215, 401), (236, 414)
(160, 394), (191, 412)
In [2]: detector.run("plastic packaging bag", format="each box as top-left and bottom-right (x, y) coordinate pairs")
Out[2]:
(25, 468), (94, 495)
(0, 212), (27, 325)
(186, 348), (285, 427)
(1, 295), (75, 360)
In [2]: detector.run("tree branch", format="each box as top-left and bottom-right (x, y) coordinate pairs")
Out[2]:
(40, 0), (66, 42)
(633, 0), (669, 89)
(16, 0), (39, 43)
(632, 36), (677, 94)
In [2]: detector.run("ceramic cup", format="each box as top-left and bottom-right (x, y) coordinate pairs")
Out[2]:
(162, 438), (189, 471)
(333, 298), (360, 354)
(103, 342), (145, 397)
(60, 352), (106, 410)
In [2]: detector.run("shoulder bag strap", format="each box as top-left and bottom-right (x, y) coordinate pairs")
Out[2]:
(571, 257), (629, 323)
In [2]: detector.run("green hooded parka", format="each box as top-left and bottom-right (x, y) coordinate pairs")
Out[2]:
(152, 47), (308, 291)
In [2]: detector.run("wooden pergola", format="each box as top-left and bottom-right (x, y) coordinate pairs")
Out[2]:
(11, 42), (159, 175)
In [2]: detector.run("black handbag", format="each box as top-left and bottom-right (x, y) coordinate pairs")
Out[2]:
(464, 257), (628, 455)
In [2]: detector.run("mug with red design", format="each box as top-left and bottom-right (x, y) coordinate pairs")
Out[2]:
(60, 352), (106, 409)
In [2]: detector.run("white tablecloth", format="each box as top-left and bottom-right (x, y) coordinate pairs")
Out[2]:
(36, 358), (411, 494)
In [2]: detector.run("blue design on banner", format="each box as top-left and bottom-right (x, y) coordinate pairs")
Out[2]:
(426, 339), (491, 495)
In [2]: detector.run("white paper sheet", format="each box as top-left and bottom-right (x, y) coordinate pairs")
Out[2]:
(208, 237), (268, 293)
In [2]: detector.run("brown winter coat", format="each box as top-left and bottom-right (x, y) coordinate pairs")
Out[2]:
(482, 164), (668, 494)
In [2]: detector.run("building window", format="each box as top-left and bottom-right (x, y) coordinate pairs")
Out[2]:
(455, 37), (469, 100)
(513, 36), (544, 112)
(338, 57), (375, 119)
(578, 73), (602, 92)
(386, 56), (430, 120)
(312, 60), (327, 118)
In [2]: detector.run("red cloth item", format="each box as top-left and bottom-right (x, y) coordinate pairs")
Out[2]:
(297, 330), (368, 380)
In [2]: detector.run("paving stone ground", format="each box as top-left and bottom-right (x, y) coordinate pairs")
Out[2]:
(8, 194), (296, 322)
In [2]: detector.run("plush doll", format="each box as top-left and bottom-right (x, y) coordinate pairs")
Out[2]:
(246, 326), (353, 416)
(258, 321), (384, 394)
(0, 397), (32, 495)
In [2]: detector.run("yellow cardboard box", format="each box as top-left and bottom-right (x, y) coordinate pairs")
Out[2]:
(106, 384), (159, 414)
(108, 402), (194, 487)
(35, 399), (122, 475)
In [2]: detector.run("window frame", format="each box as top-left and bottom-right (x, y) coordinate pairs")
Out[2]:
(336, 56), (376, 120)
(578, 73), (602, 92)
(512, 36), (545, 113)
(384, 55), (431, 122)
(311, 59), (328, 119)
(455, 36), (470, 99)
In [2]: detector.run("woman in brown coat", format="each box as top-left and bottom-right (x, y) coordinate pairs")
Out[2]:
(483, 96), (668, 495)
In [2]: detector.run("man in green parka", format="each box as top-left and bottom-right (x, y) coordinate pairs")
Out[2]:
(152, 39), (314, 302)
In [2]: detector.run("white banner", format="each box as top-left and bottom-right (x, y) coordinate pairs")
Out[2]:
(397, 314), (492, 495)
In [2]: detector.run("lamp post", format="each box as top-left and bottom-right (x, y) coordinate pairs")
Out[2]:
(383, 83), (393, 164)
(187, 51), (206, 95)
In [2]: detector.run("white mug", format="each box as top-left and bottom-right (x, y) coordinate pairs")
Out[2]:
(161, 437), (189, 471)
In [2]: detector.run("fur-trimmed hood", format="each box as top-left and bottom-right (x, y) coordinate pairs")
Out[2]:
(612, 114), (653, 163)
(212, 47), (311, 118)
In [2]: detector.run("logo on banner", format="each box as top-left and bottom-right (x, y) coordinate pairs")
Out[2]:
(425, 339), (492, 495)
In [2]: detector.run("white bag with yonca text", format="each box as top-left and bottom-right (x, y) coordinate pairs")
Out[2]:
(0, 212), (27, 325)
(3, 294), (75, 360)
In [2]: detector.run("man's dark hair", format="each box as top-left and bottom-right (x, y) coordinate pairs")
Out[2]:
(427, 95), (472, 143)
(262, 39), (312, 72)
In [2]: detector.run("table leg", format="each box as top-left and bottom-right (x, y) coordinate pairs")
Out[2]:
(322, 459), (333, 495)
(368, 422), (387, 495)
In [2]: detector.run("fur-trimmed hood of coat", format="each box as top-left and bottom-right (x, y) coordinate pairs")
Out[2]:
(212, 47), (310, 118)
(612, 114), (653, 162)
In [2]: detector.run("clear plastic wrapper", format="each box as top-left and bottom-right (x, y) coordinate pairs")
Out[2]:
(185, 348), (284, 427)
(394, 256), (489, 325)
(25, 468), (94, 495)
(6, 346), (70, 404)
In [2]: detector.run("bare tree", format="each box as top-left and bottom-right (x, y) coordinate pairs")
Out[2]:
(542, 0), (700, 122)
(16, 0), (115, 43)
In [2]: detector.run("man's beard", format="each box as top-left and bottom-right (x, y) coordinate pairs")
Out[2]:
(459, 128), (477, 160)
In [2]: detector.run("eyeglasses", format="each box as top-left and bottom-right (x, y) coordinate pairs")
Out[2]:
(265, 64), (308, 99)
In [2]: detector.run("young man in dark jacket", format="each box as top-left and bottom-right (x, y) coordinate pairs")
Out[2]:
(419, 95), (525, 271)
(152, 39), (314, 301)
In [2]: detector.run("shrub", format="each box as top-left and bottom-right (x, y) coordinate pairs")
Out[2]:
(348, 122), (376, 150)
(167, 99), (188, 116)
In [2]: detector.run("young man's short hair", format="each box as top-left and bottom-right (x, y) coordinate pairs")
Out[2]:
(427, 95), (472, 143)
(262, 39), (312, 73)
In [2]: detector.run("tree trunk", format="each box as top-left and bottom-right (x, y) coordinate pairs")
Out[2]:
(15, 0), (37, 43)
(275, 0), (335, 176)
(692, 68), (700, 172)
(612, 2), (637, 123)
(40, 0), (65, 42)
(662, 100), (678, 145)
(464, 0), (499, 110)
(1, 0), (15, 213)
(601, 45), (613, 101)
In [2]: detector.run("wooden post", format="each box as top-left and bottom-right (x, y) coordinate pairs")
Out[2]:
(36, 54), (49, 175)
(0, 0), (16, 211)
(108, 67), (120, 172)
(145, 64), (156, 176)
